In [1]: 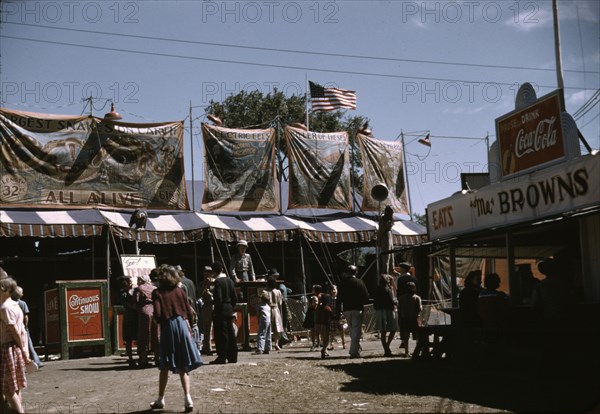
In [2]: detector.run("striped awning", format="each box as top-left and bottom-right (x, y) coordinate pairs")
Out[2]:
(100, 211), (210, 244)
(0, 210), (105, 237)
(199, 214), (298, 243)
(1, 209), (427, 246)
(296, 216), (426, 245)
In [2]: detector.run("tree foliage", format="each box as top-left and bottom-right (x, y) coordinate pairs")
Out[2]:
(204, 89), (369, 193)
(411, 212), (427, 227)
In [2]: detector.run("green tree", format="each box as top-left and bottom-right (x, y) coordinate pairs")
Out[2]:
(411, 212), (427, 227)
(204, 89), (368, 194)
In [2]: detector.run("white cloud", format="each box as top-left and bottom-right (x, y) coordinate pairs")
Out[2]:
(566, 89), (598, 107)
(504, 5), (553, 32)
(408, 17), (429, 30)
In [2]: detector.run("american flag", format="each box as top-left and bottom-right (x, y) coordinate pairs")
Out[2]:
(309, 81), (357, 112)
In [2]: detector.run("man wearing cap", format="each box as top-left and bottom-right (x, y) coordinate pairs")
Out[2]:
(337, 265), (370, 358)
(396, 262), (418, 349)
(177, 265), (197, 306)
(396, 263), (418, 298)
(229, 240), (256, 284)
(199, 266), (215, 355)
(211, 261), (238, 364)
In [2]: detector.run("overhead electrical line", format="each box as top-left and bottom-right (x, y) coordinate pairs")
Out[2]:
(5, 22), (599, 75)
(2, 35), (592, 91)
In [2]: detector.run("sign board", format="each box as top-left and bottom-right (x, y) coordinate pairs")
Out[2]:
(44, 288), (60, 345)
(234, 303), (250, 351)
(56, 280), (111, 359)
(112, 306), (137, 352)
(120, 254), (157, 286)
(495, 90), (565, 179)
(65, 287), (104, 341)
(427, 154), (600, 240)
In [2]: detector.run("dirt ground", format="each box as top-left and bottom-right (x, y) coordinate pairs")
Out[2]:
(18, 335), (600, 414)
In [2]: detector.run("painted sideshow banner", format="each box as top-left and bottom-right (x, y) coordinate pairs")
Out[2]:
(0, 108), (188, 209)
(285, 125), (351, 210)
(495, 90), (565, 179)
(202, 123), (278, 212)
(65, 287), (104, 341)
(357, 133), (409, 214)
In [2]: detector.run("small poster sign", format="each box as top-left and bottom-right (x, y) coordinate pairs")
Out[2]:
(120, 254), (157, 286)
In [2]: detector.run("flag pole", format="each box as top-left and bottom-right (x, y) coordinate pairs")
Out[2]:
(552, 0), (565, 103)
(552, 0), (592, 154)
(189, 100), (195, 211)
(400, 131), (413, 219)
(305, 74), (310, 130)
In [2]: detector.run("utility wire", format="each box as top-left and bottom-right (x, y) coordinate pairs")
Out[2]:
(2, 35), (592, 91)
(575, 101), (599, 120)
(573, 90), (600, 118)
(4, 21), (599, 75)
(579, 112), (599, 129)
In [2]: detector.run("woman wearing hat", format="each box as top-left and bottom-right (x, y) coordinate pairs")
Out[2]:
(135, 272), (159, 368)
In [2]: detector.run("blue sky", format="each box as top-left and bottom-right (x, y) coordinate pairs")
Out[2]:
(1, 0), (598, 216)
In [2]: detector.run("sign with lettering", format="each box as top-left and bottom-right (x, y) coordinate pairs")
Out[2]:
(65, 287), (104, 341)
(120, 254), (157, 286)
(427, 154), (599, 240)
(44, 288), (60, 345)
(496, 91), (565, 178)
(0, 108), (188, 209)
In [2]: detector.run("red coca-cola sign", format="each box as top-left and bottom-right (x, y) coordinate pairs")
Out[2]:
(496, 91), (565, 178)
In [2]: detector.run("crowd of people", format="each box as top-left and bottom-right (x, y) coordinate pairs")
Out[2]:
(0, 191), (581, 413)
(5, 228), (566, 413)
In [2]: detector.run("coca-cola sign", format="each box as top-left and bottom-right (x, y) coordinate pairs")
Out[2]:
(496, 91), (565, 178)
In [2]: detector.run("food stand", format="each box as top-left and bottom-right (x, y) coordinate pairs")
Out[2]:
(418, 85), (600, 363)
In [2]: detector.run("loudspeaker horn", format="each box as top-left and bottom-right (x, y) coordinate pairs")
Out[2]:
(370, 183), (389, 202)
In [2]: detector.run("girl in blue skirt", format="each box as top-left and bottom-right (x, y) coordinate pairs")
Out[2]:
(150, 264), (202, 412)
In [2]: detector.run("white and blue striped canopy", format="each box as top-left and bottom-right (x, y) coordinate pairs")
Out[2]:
(1, 209), (426, 245)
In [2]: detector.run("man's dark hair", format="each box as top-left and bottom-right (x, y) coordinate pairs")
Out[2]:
(211, 261), (224, 274)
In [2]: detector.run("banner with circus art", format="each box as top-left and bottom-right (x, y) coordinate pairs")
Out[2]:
(357, 133), (409, 214)
(202, 123), (278, 212)
(285, 125), (351, 210)
(0, 108), (188, 209)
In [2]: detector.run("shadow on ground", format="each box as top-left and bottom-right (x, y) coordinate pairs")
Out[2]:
(325, 356), (600, 413)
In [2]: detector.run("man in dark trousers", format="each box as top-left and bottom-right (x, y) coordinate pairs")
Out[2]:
(337, 264), (370, 358)
(396, 262), (418, 348)
(210, 261), (238, 364)
(396, 263), (418, 297)
(176, 265), (197, 305)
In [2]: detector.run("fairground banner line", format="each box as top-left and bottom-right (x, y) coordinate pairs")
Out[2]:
(202, 123), (278, 212)
(285, 125), (351, 210)
(357, 133), (409, 215)
(0, 108), (188, 210)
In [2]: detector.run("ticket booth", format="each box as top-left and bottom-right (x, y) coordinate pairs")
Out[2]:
(238, 279), (284, 347)
(238, 280), (269, 339)
(52, 280), (111, 360)
(234, 303), (250, 351)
